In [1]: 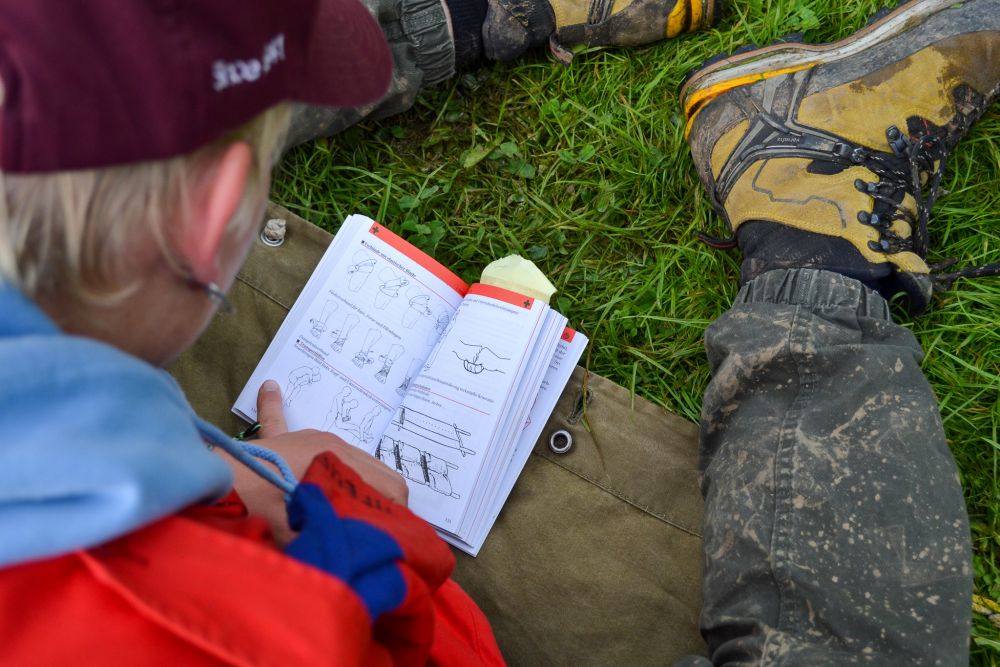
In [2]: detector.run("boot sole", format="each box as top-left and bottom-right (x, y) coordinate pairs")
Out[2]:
(680, 0), (959, 127)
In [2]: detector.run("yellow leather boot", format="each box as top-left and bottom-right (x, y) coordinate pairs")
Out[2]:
(682, 0), (1000, 314)
(483, 0), (719, 61)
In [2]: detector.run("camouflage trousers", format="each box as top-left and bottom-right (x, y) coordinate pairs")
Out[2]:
(282, 0), (454, 149)
(683, 268), (972, 665)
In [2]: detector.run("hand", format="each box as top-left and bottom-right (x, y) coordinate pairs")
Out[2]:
(254, 379), (408, 505)
(215, 380), (408, 546)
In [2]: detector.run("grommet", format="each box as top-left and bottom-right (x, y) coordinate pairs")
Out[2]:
(260, 218), (287, 247)
(549, 429), (573, 455)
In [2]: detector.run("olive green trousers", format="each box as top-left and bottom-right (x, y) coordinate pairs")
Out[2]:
(169, 204), (707, 665)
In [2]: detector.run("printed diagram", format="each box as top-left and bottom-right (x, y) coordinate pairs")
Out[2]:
(347, 252), (377, 292)
(349, 405), (383, 444)
(423, 313), (457, 371)
(284, 366), (321, 406)
(376, 436), (460, 499)
(392, 405), (475, 457)
(401, 291), (432, 329)
(396, 357), (422, 396)
(308, 299), (338, 338)
(352, 328), (382, 368)
(322, 386), (358, 431)
(331, 313), (360, 353)
(374, 268), (409, 310)
(452, 340), (510, 375)
(426, 311), (450, 345)
(375, 344), (404, 384)
(322, 387), (382, 444)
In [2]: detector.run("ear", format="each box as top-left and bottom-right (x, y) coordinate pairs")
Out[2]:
(177, 141), (254, 281)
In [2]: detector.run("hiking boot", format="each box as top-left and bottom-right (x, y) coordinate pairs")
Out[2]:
(483, 0), (720, 62)
(681, 0), (1000, 314)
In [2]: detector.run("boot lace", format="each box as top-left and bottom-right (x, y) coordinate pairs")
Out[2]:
(852, 118), (1000, 290)
(850, 85), (1000, 289)
(700, 89), (1000, 292)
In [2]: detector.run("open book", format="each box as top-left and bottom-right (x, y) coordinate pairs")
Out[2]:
(233, 215), (587, 555)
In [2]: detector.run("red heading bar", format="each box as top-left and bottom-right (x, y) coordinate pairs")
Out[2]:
(367, 223), (468, 296)
(468, 283), (534, 309)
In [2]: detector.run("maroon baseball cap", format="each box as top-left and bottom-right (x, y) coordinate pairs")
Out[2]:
(0, 0), (392, 173)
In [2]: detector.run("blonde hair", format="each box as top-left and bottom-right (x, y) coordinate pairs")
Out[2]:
(0, 103), (291, 302)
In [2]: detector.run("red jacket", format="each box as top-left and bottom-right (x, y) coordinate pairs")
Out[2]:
(0, 452), (504, 666)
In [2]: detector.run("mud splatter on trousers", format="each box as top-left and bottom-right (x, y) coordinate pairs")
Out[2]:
(679, 268), (972, 665)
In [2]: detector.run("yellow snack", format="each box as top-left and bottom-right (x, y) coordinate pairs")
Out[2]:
(480, 254), (556, 304)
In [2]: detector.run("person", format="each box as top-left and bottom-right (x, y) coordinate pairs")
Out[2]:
(281, 0), (718, 147)
(0, 0), (718, 664)
(676, 0), (999, 662)
(0, 1), (504, 664)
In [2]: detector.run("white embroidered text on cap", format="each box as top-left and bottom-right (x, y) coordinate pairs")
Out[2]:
(212, 34), (286, 92)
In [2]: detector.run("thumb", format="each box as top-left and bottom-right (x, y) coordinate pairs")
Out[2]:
(256, 379), (288, 438)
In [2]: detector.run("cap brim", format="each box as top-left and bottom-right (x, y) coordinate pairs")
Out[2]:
(299, 0), (393, 108)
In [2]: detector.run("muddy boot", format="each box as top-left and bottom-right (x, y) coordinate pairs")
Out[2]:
(682, 0), (1000, 314)
(483, 0), (720, 62)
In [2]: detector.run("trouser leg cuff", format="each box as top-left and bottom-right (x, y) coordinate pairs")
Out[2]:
(399, 0), (457, 86)
(735, 268), (892, 321)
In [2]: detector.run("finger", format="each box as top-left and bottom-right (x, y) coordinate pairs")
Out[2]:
(256, 379), (288, 438)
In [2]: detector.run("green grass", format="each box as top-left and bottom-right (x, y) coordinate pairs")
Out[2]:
(270, 0), (1000, 661)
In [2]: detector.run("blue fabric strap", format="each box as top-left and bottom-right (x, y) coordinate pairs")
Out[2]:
(284, 483), (407, 620)
(195, 417), (297, 496)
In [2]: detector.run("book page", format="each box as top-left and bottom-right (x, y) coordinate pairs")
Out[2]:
(379, 283), (551, 533)
(443, 327), (588, 555)
(456, 308), (566, 536)
(233, 215), (466, 451)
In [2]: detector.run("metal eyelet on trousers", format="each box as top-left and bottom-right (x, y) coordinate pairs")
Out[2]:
(260, 218), (287, 247)
(549, 429), (573, 455)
